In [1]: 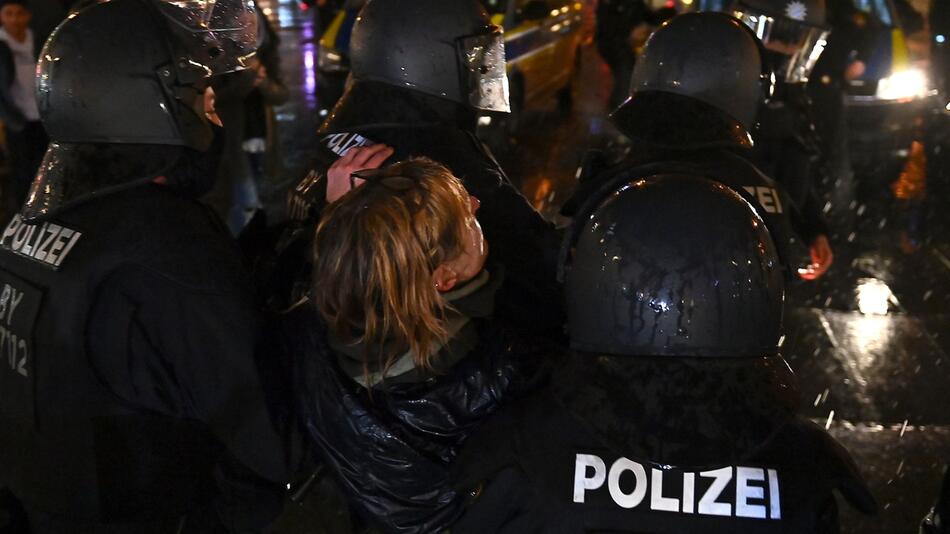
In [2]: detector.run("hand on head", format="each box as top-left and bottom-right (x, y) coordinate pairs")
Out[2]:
(313, 157), (488, 369)
(326, 144), (395, 203)
(325, 150), (486, 291)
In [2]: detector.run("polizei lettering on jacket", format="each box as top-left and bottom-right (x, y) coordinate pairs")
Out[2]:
(573, 454), (781, 519)
(0, 214), (82, 270)
(322, 132), (373, 156)
(742, 186), (784, 214)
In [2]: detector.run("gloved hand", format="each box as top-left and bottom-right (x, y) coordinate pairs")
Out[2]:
(798, 234), (833, 280)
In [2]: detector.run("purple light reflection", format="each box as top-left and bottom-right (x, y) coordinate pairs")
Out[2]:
(301, 23), (317, 105)
(303, 46), (316, 97)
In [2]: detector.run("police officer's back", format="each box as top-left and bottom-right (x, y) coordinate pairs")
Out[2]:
(931, 0), (950, 96)
(276, 0), (563, 336)
(0, 1), (290, 531)
(567, 13), (824, 279)
(452, 174), (876, 533)
(730, 0), (833, 243)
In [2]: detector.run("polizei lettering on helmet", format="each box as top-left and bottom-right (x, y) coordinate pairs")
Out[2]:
(0, 215), (82, 271)
(573, 454), (781, 519)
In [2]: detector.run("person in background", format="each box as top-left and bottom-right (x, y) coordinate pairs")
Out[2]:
(595, 0), (647, 109)
(302, 0), (339, 37)
(287, 151), (548, 533)
(205, 8), (286, 237)
(893, 0), (924, 35)
(0, 0), (46, 210)
(595, 0), (675, 110)
(807, 2), (872, 229)
(932, 0), (950, 96)
(731, 0), (835, 280)
(234, 10), (288, 234)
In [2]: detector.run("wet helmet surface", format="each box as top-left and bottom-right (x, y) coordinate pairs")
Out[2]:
(611, 12), (770, 149)
(24, 0), (259, 220)
(564, 173), (785, 357)
(346, 0), (509, 113)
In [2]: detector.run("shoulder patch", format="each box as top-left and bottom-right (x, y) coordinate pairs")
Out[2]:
(0, 215), (82, 271)
(0, 269), (43, 426)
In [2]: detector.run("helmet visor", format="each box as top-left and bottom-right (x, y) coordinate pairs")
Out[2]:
(735, 10), (829, 83)
(157, 0), (262, 75)
(457, 26), (511, 113)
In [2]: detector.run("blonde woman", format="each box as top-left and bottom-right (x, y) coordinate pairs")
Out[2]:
(286, 151), (546, 533)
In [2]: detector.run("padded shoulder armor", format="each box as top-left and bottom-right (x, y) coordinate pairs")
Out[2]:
(57, 185), (251, 294)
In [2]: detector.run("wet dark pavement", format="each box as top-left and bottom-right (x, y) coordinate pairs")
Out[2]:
(262, 3), (950, 531)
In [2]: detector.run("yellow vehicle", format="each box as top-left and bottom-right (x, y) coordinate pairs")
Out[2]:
(482, 0), (587, 122)
(316, 0), (588, 127)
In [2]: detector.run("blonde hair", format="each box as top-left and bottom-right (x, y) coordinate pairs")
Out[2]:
(312, 157), (473, 375)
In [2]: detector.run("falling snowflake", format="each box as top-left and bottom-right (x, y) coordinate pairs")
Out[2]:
(785, 0), (807, 21)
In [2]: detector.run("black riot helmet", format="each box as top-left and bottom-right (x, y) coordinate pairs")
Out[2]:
(611, 12), (773, 150)
(22, 0), (260, 221)
(322, 0), (509, 132)
(563, 174), (784, 357)
(732, 0), (830, 83)
(556, 173), (795, 462)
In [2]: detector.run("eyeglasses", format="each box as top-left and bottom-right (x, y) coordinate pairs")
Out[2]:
(350, 168), (417, 192)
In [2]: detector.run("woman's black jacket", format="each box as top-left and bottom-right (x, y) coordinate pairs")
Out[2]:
(285, 306), (548, 534)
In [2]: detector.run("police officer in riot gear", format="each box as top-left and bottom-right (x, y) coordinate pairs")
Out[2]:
(451, 174), (877, 532)
(0, 0), (291, 531)
(274, 0), (562, 335)
(731, 0), (835, 275)
(565, 12), (825, 280)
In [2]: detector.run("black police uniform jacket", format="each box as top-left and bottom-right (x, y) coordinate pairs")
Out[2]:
(450, 355), (877, 534)
(749, 80), (829, 232)
(0, 184), (289, 530)
(565, 147), (821, 277)
(269, 82), (563, 338)
(286, 283), (550, 534)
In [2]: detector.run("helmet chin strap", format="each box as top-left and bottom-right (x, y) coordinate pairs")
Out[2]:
(168, 84), (216, 152)
(162, 125), (226, 198)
